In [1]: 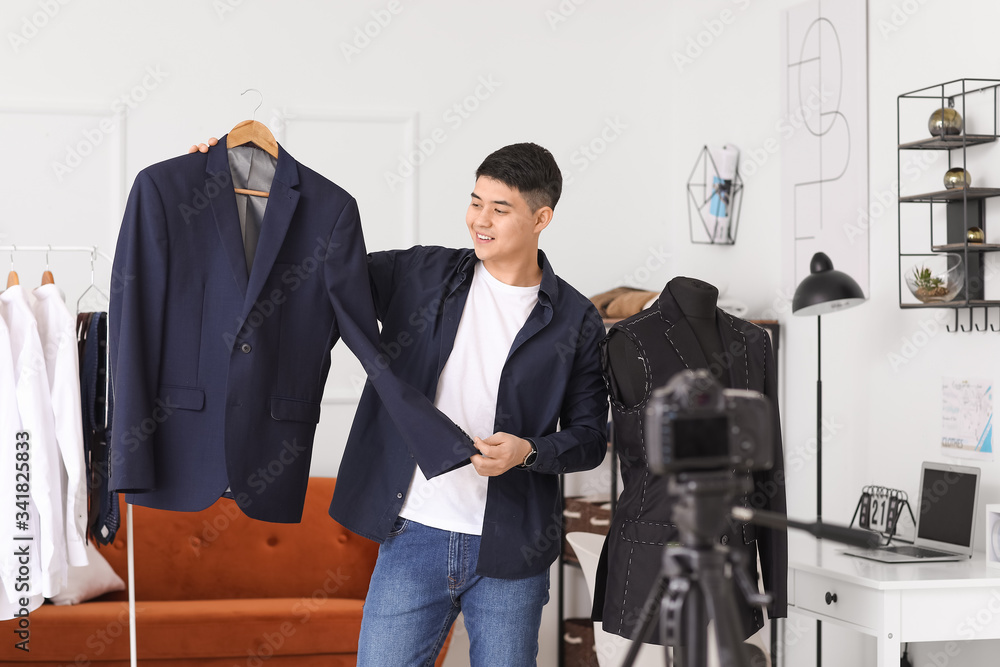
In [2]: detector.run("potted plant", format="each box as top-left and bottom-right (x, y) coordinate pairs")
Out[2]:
(905, 255), (964, 303)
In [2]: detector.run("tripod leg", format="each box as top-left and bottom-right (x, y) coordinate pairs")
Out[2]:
(620, 572), (670, 667)
(681, 585), (707, 667)
(700, 571), (751, 667)
(660, 578), (693, 667)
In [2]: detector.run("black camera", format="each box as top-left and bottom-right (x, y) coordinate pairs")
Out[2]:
(644, 369), (773, 474)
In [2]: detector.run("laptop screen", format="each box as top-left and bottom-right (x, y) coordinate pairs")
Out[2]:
(917, 466), (979, 548)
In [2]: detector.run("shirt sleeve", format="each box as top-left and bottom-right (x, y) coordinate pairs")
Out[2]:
(367, 250), (396, 321)
(526, 305), (608, 474)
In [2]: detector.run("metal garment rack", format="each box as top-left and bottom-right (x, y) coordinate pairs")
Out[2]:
(0, 244), (113, 264)
(1, 245), (135, 667)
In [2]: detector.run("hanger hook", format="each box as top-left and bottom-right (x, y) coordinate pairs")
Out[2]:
(45, 244), (51, 270)
(241, 88), (263, 123)
(9, 244), (15, 271)
(90, 247), (97, 285)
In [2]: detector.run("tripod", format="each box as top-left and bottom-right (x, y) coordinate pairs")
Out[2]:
(620, 470), (770, 667)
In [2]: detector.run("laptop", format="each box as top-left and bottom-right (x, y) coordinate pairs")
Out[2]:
(843, 461), (981, 563)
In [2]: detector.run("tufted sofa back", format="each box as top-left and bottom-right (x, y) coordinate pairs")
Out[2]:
(95, 477), (379, 602)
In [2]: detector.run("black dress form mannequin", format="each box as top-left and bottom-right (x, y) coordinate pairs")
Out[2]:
(595, 276), (788, 648)
(606, 276), (726, 408)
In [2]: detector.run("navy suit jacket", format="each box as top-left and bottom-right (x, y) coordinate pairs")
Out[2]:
(109, 138), (476, 522)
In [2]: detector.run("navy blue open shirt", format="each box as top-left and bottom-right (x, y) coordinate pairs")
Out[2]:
(330, 246), (608, 578)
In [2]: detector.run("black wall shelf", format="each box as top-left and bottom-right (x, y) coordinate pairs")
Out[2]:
(897, 78), (1000, 328)
(899, 187), (1000, 203)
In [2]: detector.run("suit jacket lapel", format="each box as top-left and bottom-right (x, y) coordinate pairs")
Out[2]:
(207, 136), (249, 296)
(244, 145), (300, 315)
(656, 288), (709, 371)
(663, 317), (709, 371)
(207, 138), (301, 316)
(717, 311), (750, 390)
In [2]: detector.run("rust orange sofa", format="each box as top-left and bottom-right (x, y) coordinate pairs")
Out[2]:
(0, 477), (449, 667)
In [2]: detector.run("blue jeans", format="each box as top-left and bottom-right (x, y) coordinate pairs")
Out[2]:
(357, 518), (550, 667)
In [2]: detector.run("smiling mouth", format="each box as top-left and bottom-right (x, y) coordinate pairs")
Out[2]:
(476, 233), (495, 241)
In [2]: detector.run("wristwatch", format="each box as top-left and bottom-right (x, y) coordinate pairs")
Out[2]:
(518, 441), (537, 468)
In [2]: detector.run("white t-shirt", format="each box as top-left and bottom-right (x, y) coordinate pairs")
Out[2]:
(398, 261), (540, 535)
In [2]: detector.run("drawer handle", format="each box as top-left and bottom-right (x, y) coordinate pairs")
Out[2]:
(825, 592), (838, 605)
(564, 511), (583, 519)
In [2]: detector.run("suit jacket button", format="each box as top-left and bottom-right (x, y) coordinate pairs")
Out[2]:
(720, 535), (729, 545)
(396, 493), (403, 499)
(241, 343), (252, 353)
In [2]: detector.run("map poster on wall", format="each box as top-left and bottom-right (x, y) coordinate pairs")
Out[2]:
(942, 378), (993, 461)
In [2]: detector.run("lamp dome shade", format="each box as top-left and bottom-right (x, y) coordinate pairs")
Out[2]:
(792, 252), (866, 316)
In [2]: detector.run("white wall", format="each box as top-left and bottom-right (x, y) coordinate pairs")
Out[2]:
(669, 1), (1000, 666)
(662, 1), (1000, 666)
(4, 1), (1000, 665)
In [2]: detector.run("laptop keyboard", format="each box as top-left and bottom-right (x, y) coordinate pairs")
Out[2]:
(885, 545), (955, 558)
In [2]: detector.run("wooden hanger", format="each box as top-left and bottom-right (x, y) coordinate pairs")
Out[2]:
(226, 89), (277, 199)
(41, 246), (55, 285)
(6, 248), (18, 289)
(227, 120), (278, 160)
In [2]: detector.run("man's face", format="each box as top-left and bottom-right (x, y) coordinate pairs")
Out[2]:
(466, 176), (547, 266)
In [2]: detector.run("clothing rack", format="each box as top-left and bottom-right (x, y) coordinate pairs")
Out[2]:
(2, 244), (135, 667)
(0, 244), (113, 264)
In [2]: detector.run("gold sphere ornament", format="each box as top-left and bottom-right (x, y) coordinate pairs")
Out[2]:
(929, 106), (963, 137)
(967, 226), (985, 244)
(944, 167), (971, 189)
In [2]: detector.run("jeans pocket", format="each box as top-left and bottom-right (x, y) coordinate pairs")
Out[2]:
(387, 516), (409, 538)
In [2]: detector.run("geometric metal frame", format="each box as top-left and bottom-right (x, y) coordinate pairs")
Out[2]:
(687, 145), (744, 245)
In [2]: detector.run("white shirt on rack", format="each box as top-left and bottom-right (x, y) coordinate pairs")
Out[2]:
(32, 284), (88, 568)
(399, 261), (540, 535)
(0, 285), (66, 601)
(0, 308), (44, 619)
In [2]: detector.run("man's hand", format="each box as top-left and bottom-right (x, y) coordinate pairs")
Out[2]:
(188, 137), (219, 154)
(470, 432), (533, 477)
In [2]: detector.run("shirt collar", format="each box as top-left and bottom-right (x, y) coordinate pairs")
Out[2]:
(453, 249), (559, 304)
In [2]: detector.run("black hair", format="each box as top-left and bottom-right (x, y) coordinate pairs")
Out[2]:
(475, 143), (562, 212)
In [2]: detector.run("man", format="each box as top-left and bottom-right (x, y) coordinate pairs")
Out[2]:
(192, 139), (607, 664)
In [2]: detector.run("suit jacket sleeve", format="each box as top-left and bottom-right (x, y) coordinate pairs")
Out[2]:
(753, 330), (788, 618)
(321, 201), (477, 477)
(109, 170), (168, 494)
(528, 306), (608, 475)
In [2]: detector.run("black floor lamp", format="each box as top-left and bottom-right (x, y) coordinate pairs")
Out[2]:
(792, 251), (866, 667)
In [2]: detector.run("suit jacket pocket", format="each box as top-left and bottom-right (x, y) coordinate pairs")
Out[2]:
(158, 385), (205, 411)
(270, 396), (321, 423)
(620, 518), (678, 546)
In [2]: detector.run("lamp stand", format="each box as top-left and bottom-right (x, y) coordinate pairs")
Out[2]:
(816, 314), (823, 667)
(791, 250), (866, 667)
(817, 313), (823, 522)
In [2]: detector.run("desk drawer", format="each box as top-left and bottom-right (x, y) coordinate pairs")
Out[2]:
(793, 571), (880, 629)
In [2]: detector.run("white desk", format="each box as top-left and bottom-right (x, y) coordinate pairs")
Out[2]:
(788, 536), (1000, 666)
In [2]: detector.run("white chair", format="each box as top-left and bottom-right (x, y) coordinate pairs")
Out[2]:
(565, 532), (671, 667)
